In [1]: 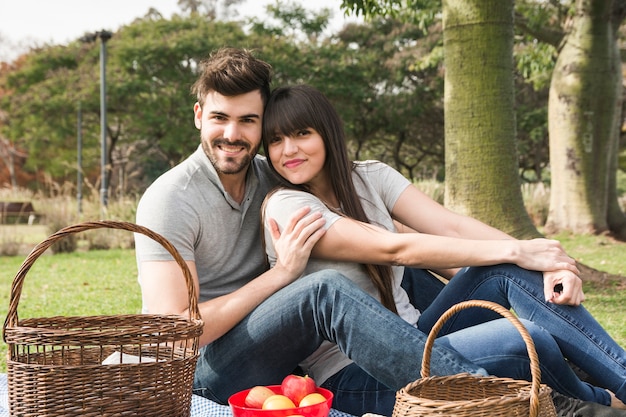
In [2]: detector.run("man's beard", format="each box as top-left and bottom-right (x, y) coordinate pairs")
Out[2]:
(202, 139), (257, 175)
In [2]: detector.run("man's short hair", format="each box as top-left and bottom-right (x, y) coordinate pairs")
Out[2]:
(191, 47), (272, 107)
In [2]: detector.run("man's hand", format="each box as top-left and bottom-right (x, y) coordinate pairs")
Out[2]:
(268, 206), (326, 282)
(543, 269), (585, 306)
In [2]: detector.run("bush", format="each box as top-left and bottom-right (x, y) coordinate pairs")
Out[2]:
(521, 182), (550, 227)
(414, 179), (445, 205)
(0, 237), (21, 256)
(0, 181), (139, 254)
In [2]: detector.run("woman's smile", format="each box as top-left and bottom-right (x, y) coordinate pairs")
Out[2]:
(283, 158), (306, 169)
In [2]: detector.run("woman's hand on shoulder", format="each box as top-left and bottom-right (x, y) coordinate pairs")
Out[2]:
(268, 206), (326, 283)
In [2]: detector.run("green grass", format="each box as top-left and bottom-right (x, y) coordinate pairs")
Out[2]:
(1, 248), (141, 372)
(1, 249), (141, 317)
(581, 286), (626, 346)
(553, 233), (626, 350)
(0, 234), (624, 375)
(553, 232), (626, 277)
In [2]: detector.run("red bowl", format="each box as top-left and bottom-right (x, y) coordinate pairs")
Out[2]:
(229, 385), (333, 417)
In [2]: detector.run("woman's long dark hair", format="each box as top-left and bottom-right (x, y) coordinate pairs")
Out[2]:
(262, 85), (397, 314)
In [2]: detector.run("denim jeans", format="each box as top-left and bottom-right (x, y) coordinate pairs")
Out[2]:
(321, 266), (625, 415)
(409, 265), (625, 406)
(194, 266), (626, 415)
(193, 269), (486, 404)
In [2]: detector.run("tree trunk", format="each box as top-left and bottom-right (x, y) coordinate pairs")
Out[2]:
(545, 0), (624, 235)
(606, 1), (626, 239)
(606, 59), (626, 239)
(443, 0), (538, 238)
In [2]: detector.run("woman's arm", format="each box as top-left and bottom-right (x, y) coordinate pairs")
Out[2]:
(310, 219), (576, 273)
(392, 185), (584, 304)
(391, 185), (512, 240)
(264, 186), (582, 305)
(311, 217), (584, 305)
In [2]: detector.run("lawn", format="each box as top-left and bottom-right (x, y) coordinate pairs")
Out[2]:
(553, 233), (626, 348)
(0, 230), (624, 374)
(0, 248), (142, 373)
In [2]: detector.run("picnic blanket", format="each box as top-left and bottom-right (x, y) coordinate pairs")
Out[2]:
(0, 373), (354, 417)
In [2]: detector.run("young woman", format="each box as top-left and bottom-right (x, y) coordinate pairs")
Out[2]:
(261, 84), (626, 416)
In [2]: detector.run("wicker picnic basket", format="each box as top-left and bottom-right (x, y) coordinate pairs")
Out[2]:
(392, 300), (557, 417)
(3, 220), (204, 417)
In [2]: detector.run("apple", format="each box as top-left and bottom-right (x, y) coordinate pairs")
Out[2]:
(244, 385), (275, 408)
(281, 374), (317, 405)
(299, 393), (326, 407)
(262, 394), (296, 410)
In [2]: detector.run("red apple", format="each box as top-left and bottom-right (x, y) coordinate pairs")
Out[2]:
(281, 374), (317, 405)
(244, 385), (275, 408)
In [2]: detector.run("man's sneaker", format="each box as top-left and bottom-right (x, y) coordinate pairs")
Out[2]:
(552, 392), (626, 417)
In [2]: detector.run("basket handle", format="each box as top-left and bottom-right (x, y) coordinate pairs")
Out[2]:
(421, 299), (542, 417)
(3, 220), (201, 333)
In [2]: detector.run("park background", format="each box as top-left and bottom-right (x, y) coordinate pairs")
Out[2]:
(0, 0), (625, 370)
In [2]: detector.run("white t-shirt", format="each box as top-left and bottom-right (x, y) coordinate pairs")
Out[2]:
(263, 160), (420, 384)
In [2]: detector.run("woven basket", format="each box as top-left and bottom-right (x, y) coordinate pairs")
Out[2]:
(3, 220), (204, 417)
(392, 300), (557, 417)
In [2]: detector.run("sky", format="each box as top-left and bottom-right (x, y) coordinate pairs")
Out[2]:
(0, 0), (359, 62)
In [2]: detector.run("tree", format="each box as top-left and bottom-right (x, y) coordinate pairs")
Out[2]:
(0, 2), (551, 203)
(0, 15), (250, 194)
(443, 0), (538, 237)
(176, 0), (244, 19)
(251, 4), (445, 179)
(0, 44), (87, 182)
(544, 0), (626, 238)
(0, 134), (27, 188)
(513, 0), (626, 238)
(343, 0), (539, 237)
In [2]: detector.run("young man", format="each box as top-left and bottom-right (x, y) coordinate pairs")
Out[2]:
(134, 48), (619, 417)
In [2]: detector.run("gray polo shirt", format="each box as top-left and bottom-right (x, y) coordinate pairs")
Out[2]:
(135, 145), (279, 305)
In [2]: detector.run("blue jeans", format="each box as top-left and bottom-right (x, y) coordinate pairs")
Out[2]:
(414, 265), (625, 405)
(194, 266), (626, 415)
(193, 270), (486, 403)
(319, 266), (625, 415)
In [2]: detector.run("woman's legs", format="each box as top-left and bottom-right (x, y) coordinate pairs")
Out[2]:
(319, 316), (614, 413)
(414, 264), (626, 404)
(401, 267), (446, 311)
(437, 317), (611, 405)
(321, 318), (607, 415)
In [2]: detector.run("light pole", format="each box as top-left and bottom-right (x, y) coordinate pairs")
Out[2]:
(77, 102), (83, 216)
(80, 30), (112, 212)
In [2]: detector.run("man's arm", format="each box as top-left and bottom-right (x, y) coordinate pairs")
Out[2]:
(140, 206), (326, 347)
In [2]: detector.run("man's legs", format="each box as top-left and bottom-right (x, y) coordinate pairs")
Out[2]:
(193, 270), (486, 403)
